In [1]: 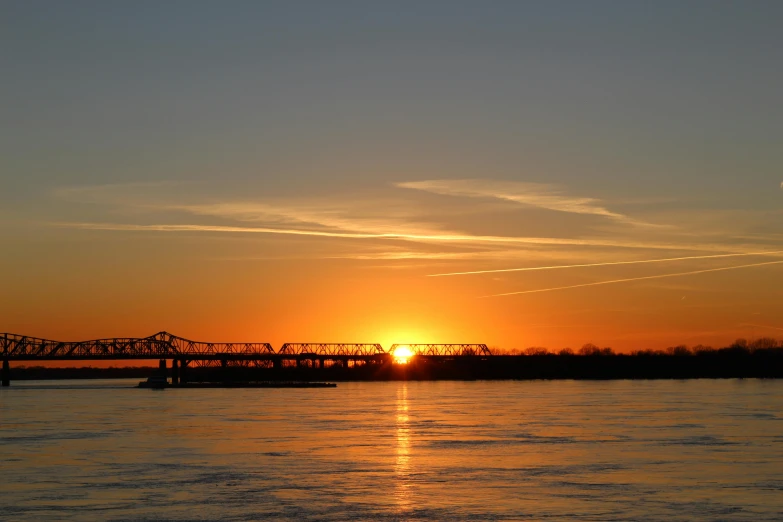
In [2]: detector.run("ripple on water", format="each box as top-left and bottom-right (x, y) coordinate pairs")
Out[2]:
(1, 380), (782, 521)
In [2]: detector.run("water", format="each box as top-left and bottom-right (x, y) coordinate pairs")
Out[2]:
(1, 380), (782, 521)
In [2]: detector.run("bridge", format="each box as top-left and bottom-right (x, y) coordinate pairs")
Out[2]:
(389, 344), (492, 357)
(0, 332), (491, 386)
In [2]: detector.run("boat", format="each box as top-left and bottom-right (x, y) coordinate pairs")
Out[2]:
(137, 375), (168, 389)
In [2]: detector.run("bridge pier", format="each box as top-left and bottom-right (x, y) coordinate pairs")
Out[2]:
(180, 360), (189, 384)
(2, 359), (9, 387)
(318, 358), (324, 369)
(171, 359), (179, 385)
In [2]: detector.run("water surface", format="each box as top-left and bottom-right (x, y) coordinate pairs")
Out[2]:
(1, 379), (782, 520)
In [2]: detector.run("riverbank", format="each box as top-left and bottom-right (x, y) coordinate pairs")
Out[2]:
(6, 351), (783, 382)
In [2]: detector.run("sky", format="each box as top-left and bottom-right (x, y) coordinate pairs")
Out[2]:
(1, 1), (782, 351)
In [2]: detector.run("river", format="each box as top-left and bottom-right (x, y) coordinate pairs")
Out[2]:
(1, 379), (782, 520)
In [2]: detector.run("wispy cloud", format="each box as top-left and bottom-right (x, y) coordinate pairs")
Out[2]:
(739, 323), (783, 332)
(328, 251), (489, 260)
(327, 249), (592, 261)
(57, 222), (400, 239)
(168, 201), (441, 236)
(397, 179), (657, 226)
(54, 183), (444, 237)
(483, 260), (783, 298)
(429, 250), (783, 277)
(56, 221), (741, 253)
(50, 181), (770, 262)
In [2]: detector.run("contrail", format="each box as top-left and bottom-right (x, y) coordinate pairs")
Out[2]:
(483, 260), (783, 298)
(430, 250), (783, 277)
(740, 323), (783, 332)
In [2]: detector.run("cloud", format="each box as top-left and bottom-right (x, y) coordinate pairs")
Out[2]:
(168, 201), (440, 237)
(56, 221), (739, 253)
(483, 260), (783, 297)
(50, 181), (769, 263)
(57, 222), (399, 239)
(397, 179), (655, 226)
(54, 183), (443, 237)
(428, 250), (783, 277)
(328, 249), (565, 261)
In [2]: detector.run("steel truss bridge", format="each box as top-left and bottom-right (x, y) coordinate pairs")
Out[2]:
(389, 344), (492, 357)
(1, 332), (490, 386)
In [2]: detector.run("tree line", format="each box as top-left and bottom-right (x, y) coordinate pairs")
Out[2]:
(492, 337), (783, 356)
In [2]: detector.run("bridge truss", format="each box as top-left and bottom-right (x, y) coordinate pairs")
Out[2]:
(279, 343), (385, 356)
(0, 332), (492, 386)
(390, 344), (492, 356)
(148, 332), (276, 356)
(0, 332), (275, 360)
(1, 333), (492, 360)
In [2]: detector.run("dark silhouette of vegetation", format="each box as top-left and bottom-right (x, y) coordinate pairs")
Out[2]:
(490, 337), (783, 357)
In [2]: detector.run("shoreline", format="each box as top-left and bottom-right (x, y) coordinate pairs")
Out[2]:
(5, 355), (783, 383)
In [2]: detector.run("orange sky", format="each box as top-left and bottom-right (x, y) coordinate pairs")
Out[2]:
(3, 226), (782, 355)
(2, 3), (783, 355)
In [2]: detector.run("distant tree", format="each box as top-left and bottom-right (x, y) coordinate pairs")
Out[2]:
(722, 339), (751, 355)
(579, 343), (601, 356)
(632, 349), (666, 356)
(524, 347), (549, 356)
(749, 338), (778, 351)
(666, 345), (692, 356)
(601, 347), (615, 356)
(558, 347), (574, 356)
(732, 338), (749, 349)
(692, 344), (715, 355)
(493, 347), (524, 355)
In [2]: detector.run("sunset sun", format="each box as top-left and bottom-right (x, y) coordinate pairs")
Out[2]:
(392, 345), (414, 364)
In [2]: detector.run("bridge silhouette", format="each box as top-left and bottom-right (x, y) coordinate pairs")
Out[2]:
(0, 332), (490, 386)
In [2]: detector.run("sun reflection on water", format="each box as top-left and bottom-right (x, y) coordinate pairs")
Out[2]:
(394, 383), (411, 511)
